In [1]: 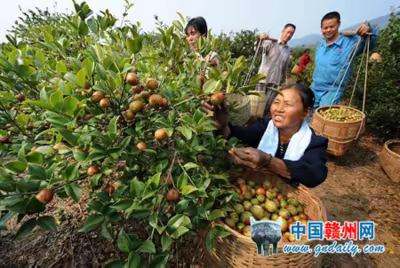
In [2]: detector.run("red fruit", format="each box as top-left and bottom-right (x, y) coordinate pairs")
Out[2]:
(155, 128), (167, 141)
(149, 94), (163, 107)
(131, 86), (143, 94)
(103, 184), (115, 194)
(137, 142), (147, 152)
(256, 187), (265, 195)
(84, 82), (91, 89)
(16, 94), (25, 102)
(166, 189), (180, 201)
(210, 92), (225, 105)
(36, 188), (54, 204)
(99, 98), (111, 108)
(53, 143), (66, 150)
(126, 73), (139, 86)
(0, 136), (9, 144)
(87, 166), (99, 176)
(129, 101), (144, 113)
(91, 91), (105, 103)
(146, 78), (158, 90)
(161, 98), (168, 107)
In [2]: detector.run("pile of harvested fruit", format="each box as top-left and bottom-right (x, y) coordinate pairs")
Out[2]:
(319, 106), (363, 122)
(224, 178), (310, 242)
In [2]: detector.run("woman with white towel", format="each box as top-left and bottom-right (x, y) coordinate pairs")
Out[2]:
(203, 83), (328, 188)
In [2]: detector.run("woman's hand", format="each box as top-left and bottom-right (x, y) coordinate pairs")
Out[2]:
(201, 97), (229, 131)
(228, 147), (269, 169)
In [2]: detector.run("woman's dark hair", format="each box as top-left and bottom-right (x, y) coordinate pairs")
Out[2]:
(185, 17), (208, 36)
(321, 11), (341, 26)
(282, 83), (315, 110)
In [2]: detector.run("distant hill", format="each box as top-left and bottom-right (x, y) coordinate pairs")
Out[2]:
(289, 14), (390, 48)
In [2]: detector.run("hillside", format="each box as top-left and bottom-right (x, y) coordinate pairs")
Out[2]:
(289, 14), (390, 48)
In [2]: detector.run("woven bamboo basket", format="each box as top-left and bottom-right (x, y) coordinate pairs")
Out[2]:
(310, 105), (365, 156)
(248, 91), (266, 119)
(225, 93), (251, 126)
(202, 170), (327, 268)
(380, 139), (400, 183)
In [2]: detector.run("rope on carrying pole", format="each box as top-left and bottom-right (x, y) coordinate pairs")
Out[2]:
(362, 36), (370, 113)
(243, 39), (262, 87)
(349, 41), (367, 106)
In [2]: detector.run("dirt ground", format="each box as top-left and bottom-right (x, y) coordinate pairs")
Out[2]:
(0, 134), (399, 268)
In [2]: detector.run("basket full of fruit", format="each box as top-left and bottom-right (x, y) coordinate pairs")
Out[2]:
(310, 105), (366, 156)
(202, 169), (327, 268)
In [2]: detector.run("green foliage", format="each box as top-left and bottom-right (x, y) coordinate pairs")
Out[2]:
(344, 8), (400, 140)
(0, 1), (262, 266)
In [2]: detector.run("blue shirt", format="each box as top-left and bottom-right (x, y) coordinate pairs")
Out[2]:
(312, 28), (377, 93)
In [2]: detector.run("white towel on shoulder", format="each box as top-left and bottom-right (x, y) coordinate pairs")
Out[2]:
(257, 120), (312, 161)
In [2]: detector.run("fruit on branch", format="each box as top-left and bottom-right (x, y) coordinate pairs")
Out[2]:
(129, 100), (144, 113)
(126, 73), (139, 86)
(99, 98), (111, 108)
(16, 94), (25, 102)
(149, 94), (163, 107)
(0, 136), (10, 144)
(210, 92), (225, 105)
(131, 85), (143, 94)
(91, 91), (105, 103)
(36, 188), (54, 204)
(87, 166), (99, 176)
(155, 128), (167, 141)
(166, 189), (180, 201)
(53, 142), (66, 150)
(84, 82), (91, 89)
(103, 184), (115, 194)
(146, 78), (158, 90)
(137, 142), (146, 152)
(125, 110), (135, 120)
(161, 98), (168, 107)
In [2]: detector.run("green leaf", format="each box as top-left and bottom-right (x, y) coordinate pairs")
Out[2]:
(78, 214), (104, 232)
(15, 218), (36, 240)
(175, 200), (189, 213)
(76, 68), (86, 88)
(50, 91), (63, 109)
(150, 172), (161, 187)
(127, 252), (141, 268)
(149, 213), (158, 229)
(177, 126), (192, 140)
(79, 21), (89, 37)
(65, 163), (80, 181)
(65, 183), (82, 202)
(183, 162), (198, 170)
(43, 31), (54, 43)
(26, 152), (44, 164)
(56, 61), (67, 75)
(209, 209), (225, 221)
(28, 163), (47, 180)
(167, 214), (184, 231)
(117, 228), (132, 253)
(181, 185), (198, 196)
(87, 17), (99, 35)
(161, 233), (173, 251)
(131, 177), (144, 198)
(82, 58), (94, 78)
(206, 228), (217, 252)
(110, 199), (133, 210)
(17, 145), (26, 163)
(73, 151), (88, 162)
(108, 116), (118, 135)
(37, 216), (57, 232)
(215, 225), (232, 238)
(4, 161), (27, 173)
(86, 151), (105, 162)
(202, 79), (222, 94)
(58, 129), (79, 146)
(34, 50), (45, 67)
(101, 223), (112, 240)
(63, 96), (78, 115)
(176, 172), (187, 191)
(170, 226), (189, 239)
(138, 240), (156, 253)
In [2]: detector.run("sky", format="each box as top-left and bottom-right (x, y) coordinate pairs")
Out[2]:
(0, 0), (398, 42)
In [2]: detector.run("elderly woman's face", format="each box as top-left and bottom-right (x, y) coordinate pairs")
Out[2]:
(186, 26), (201, 49)
(270, 88), (309, 129)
